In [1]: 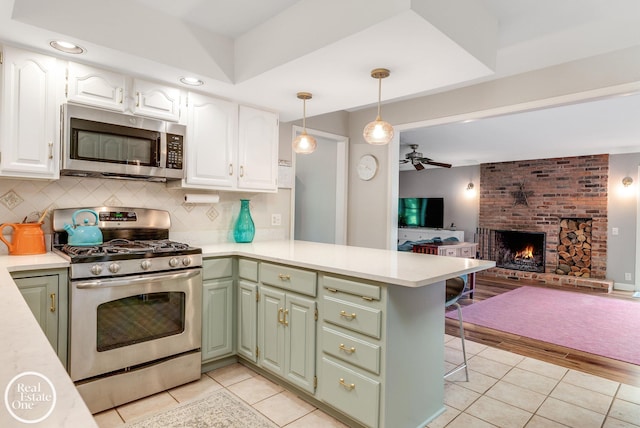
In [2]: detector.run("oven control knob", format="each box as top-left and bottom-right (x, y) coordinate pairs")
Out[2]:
(169, 257), (180, 267)
(182, 257), (192, 267)
(109, 263), (121, 274)
(141, 260), (152, 270)
(90, 264), (103, 276)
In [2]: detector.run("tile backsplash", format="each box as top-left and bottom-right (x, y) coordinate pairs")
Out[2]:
(0, 176), (290, 254)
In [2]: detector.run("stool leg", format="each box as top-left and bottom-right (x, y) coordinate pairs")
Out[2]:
(444, 302), (469, 381)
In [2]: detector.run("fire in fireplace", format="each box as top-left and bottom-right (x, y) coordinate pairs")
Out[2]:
(495, 230), (545, 272)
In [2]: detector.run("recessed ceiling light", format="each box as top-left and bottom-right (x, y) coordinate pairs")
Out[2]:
(49, 40), (85, 54)
(179, 77), (204, 86)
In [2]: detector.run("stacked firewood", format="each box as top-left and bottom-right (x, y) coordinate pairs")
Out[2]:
(556, 218), (592, 277)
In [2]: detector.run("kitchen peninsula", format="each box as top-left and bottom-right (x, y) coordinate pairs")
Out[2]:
(0, 241), (494, 427)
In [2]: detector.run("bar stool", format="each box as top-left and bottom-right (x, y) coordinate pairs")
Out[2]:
(444, 275), (469, 381)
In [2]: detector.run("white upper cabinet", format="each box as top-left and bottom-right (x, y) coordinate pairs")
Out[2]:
(67, 62), (126, 111)
(178, 93), (279, 192)
(0, 46), (60, 179)
(132, 79), (181, 122)
(184, 92), (237, 189)
(237, 105), (279, 191)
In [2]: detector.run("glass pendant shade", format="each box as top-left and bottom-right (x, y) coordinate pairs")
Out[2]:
(292, 131), (317, 154)
(363, 116), (394, 145)
(364, 68), (394, 145)
(293, 91), (317, 154)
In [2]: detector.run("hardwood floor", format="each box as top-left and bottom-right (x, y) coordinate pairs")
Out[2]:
(445, 275), (640, 387)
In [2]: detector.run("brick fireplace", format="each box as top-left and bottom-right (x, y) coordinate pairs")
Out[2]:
(478, 154), (612, 292)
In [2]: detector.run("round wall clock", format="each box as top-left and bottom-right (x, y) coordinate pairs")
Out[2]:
(357, 154), (378, 181)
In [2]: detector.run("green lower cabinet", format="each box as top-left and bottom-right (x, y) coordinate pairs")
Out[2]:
(237, 279), (258, 362)
(12, 269), (68, 368)
(201, 278), (234, 361)
(258, 285), (316, 394)
(202, 258), (235, 362)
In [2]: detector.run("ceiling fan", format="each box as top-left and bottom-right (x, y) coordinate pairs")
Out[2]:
(400, 144), (452, 170)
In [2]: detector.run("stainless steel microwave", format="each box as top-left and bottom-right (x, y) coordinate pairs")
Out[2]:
(61, 104), (184, 181)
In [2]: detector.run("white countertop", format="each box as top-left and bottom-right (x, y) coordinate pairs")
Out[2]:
(200, 240), (494, 287)
(0, 240), (494, 426)
(0, 253), (96, 427)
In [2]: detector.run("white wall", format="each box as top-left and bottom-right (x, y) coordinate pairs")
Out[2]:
(398, 165), (480, 241)
(347, 45), (640, 251)
(294, 135), (338, 243)
(607, 153), (640, 289)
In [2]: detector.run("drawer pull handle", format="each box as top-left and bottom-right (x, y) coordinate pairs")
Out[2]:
(326, 287), (338, 293)
(50, 293), (56, 313)
(278, 308), (284, 325)
(339, 378), (355, 390)
(339, 344), (356, 354)
(278, 274), (291, 280)
(340, 310), (357, 320)
(283, 309), (289, 326)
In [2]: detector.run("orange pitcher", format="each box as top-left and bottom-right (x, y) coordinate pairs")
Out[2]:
(0, 223), (46, 255)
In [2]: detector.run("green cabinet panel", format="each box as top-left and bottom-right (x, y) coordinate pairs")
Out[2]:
(202, 258), (235, 363)
(258, 285), (316, 394)
(202, 278), (234, 361)
(12, 269), (68, 368)
(237, 279), (258, 362)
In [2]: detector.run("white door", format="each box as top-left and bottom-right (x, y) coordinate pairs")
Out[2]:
(293, 128), (348, 244)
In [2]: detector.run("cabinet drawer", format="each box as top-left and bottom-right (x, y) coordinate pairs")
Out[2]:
(321, 357), (380, 428)
(322, 275), (380, 301)
(238, 259), (258, 282)
(260, 263), (316, 297)
(323, 296), (381, 339)
(443, 248), (458, 257)
(460, 246), (475, 258)
(203, 258), (233, 280)
(322, 327), (380, 374)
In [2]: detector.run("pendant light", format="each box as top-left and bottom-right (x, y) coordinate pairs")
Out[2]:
(363, 68), (394, 145)
(292, 92), (317, 154)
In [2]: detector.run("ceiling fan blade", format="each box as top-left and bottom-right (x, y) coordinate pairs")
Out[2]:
(399, 159), (409, 164)
(414, 162), (425, 171)
(424, 160), (452, 168)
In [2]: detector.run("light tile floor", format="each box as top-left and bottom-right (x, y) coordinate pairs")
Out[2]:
(93, 363), (348, 427)
(93, 335), (640, 428)
(431, 334), (640, 428)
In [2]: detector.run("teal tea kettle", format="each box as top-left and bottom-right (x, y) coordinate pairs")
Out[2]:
(64, 209), (103, 246)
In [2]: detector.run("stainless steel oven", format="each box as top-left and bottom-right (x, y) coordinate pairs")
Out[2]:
(52, 207), (203, 414)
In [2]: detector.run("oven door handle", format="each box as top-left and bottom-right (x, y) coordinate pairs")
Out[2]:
(74, 269), (201, 289)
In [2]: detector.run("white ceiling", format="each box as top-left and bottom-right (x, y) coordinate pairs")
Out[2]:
(1, 0), (640, 165)
(399, 92), (640, 169)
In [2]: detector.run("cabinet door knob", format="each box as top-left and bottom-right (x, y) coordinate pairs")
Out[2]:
(339, 378), (355, 390)
(339, 310), (357, 320)
(339, 343), (356, 354)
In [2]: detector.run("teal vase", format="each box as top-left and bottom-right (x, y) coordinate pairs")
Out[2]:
(233, 199), (255, 243)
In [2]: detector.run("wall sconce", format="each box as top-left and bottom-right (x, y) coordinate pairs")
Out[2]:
(465, 181), (477, 198)
(466, 182), (475, 191)
(622, 176), (633, 187)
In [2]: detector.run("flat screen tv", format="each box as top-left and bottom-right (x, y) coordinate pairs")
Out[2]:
(398, 197), (444, 229)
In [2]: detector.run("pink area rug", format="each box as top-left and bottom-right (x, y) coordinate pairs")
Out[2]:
(446, 286), (640, 365)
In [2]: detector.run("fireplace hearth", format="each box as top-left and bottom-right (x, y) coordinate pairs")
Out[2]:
(495, 230), (545, 273)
